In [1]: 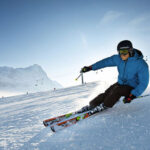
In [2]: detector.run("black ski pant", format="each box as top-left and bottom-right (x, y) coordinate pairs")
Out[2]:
(89, 82), (134, 108)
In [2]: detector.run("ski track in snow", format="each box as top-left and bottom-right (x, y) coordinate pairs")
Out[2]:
(0, 82), (150, 150)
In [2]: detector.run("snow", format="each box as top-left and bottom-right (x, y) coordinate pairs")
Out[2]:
(0, 81), (150, 150)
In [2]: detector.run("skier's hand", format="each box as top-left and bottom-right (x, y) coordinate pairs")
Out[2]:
(80, 66), (92, 73)
(123, 94), (136, 104)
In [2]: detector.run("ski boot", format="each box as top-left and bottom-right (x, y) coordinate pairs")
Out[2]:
(90, 103), (108, 114)
(77, 105), (93, 113)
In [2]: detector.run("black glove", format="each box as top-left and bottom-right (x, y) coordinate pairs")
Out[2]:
(123, 94), (136, 104)
(80, 66), (92, 73)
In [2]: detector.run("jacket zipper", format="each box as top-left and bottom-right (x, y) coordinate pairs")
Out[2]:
(122, 60), (127, 84)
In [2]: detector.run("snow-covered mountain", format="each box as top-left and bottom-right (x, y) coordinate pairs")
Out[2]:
(0, 64), (62, 95)
(0, 81), (149, 150)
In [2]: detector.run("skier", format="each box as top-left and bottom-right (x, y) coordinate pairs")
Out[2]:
(79, 40), (149, 113)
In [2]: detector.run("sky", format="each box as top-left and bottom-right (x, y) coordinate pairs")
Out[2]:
(0, 0), (150, 87)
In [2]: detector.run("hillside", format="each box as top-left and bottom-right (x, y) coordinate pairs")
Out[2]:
(0, 81), (150, 150)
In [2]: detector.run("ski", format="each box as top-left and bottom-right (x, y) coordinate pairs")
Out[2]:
(50, 108), (105, 132)
(43, 105), (91, 127)
(43, 94), (150, 128)
(43, 112), (77, 127)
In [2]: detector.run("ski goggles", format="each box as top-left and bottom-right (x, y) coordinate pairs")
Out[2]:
(119, 49), (129, 55)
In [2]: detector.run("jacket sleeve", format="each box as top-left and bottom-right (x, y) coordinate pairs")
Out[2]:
(92, 55), (119, 71)
(131, 61), (149, 97)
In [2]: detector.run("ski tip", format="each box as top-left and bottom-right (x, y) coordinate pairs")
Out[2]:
(43, 121), (48, 127)
(50, 126), (56, 132)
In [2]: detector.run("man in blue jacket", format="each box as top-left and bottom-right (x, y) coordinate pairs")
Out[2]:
(79, 40), (149, 112)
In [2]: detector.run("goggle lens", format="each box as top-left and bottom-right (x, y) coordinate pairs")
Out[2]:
(119, 49), (129, 55)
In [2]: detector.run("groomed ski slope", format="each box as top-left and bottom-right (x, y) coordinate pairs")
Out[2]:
(0, 81), (150, 150)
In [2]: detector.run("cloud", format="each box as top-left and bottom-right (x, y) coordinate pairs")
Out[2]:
(99, 11), (123, 25)
(128, 14), (150, 26)
(126, 14), (150, 32)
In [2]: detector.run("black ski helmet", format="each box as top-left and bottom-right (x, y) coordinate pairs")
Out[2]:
(117, 40), (134, 56)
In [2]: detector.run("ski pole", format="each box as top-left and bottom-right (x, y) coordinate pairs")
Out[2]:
(137, 94), (150, 99)
(75, 74), (82, 81)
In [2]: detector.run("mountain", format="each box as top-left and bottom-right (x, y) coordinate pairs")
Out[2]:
(0, 64), (62, 94)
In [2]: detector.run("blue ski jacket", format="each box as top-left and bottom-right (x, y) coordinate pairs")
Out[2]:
(92, 49), (149, 97)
